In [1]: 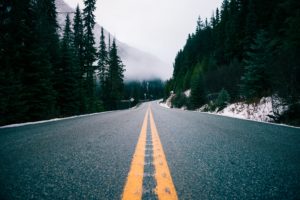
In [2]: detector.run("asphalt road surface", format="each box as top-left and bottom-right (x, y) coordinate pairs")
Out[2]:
(0, 102), (299, 199)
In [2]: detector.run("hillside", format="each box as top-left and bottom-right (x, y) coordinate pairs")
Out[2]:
(165, 0), (300, 125)
(55, 0), (168, 80)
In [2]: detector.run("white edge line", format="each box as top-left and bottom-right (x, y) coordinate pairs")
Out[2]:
(0, 110), (121, 129)
(157, 100), (300, 129)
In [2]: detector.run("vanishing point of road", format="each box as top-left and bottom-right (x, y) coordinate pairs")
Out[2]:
(0, 102), (299, 199)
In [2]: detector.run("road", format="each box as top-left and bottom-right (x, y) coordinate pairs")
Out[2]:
(0, 102), (299, 199)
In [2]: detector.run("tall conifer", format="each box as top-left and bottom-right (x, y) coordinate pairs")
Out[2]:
(83, 0), (97, 112)
(98, 27), (108, 89)
(106, 39), (125, 109)
(57, 15), (80, 116)
(73, 5), (85, 74)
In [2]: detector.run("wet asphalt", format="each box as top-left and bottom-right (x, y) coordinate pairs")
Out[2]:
(0, 102), (300, 199)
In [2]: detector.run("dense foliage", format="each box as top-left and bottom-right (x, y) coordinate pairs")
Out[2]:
(167, 0), (300, 122)
(124, 79), (165, 105)
(0, 0), (126, 125)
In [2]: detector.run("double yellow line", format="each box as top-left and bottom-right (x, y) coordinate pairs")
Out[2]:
(122, 106), (178, 200)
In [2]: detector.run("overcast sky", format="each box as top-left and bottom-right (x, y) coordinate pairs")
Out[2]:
(64, 0), (222, 66)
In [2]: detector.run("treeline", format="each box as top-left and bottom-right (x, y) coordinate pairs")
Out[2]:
(166, 0), (300, 123)
(0, 0), (124, 125)
(124, 79), (165, 105)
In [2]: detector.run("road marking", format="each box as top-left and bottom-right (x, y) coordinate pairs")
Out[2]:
(122, 105), (178, 200)
(122, 108), (149, 200)
(149, 108), (178, 200)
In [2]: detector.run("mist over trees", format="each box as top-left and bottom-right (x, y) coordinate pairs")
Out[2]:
(124, 79), (165, 105)
(166, 0), (300, 124)
(0, 0), (127, 125)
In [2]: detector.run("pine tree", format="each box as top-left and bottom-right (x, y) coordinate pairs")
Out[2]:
(0, 0), (26, 125)
(196, 16), (204, 33)
(244, 0), (257, 47)
(83, 0), (97, 112)
(108, 33), (112, 51)
(215, 0), (230, 64)
(62, 15), (73, 43)
(225, 0), (241, 60)
(270, 0), (300, 103)
(106, 39), (125, 110)
(73, 5), (87, 113)
(38, 0), (61, 90)
(39, 1), (59, 113)
(210, 12), (216, 28)
(73, 5), (85, 74)
(221, 0), (229, 22)
(190, 73), (206, 109)
(83, 0), (97, 71)
(215, 88), (231, 110)
(215, 8), (220, 24)
(18, 0), (58, 121)
(205, 18), (209, 28)
(98, 27), (108, 90)
(57, 14), (81, 116)
(240, 30), (271, 99)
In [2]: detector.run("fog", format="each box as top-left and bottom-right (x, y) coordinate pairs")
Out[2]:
(62, 0), (222, 79)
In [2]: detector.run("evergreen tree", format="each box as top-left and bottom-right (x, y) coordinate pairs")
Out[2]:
(83, 0), (97, 71)
(215, 88), (231, 110)
(196, 16), (204, 33)
(98, 27), (108, 90)
(210, 12), (217, 28)
(215, 8), (220, 24)
(73, 5), (85, 74)
(224, 0), (241, 60)
(190, 73), (206, 109)
(57, 15), (81, 116)
(38, 0), (61, 94)
(19, 0), (58, 121)
(268, 0), (300, 103)
(62, 15), (73, 43)
(106, 39), (125, 109)
(215, 0), (230, 64)
(108, 33), (112, 51)
(73, 5), (87, 113)
(240, 30), (271, 99)
(205, 18), (209, 28)
(83, 0), (97, 112)
(244, 0), (257, 47)
(221, 0), (230, 22)
(0, 0), (25, 125)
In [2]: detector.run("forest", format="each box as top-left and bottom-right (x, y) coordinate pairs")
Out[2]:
(124, 79), (165, 104)
(0, 0), (164, 126)
(165, 0), (300, 124)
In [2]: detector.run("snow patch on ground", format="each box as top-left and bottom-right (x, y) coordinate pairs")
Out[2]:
(159, 93), (175, 108)
(217, 97), (288, 122)
(159, 102), (170, 108)
(184, 89), (191, 97)
(199, 96), (288, 122)
(197, 104), (208, 112)
(160, 89), (191, 109)
(160, 94), (290, 124)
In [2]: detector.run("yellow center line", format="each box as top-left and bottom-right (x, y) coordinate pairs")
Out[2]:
(122, 107), (149, 200)
(122, 104), (178, 200)
(149, 108), (178, 200)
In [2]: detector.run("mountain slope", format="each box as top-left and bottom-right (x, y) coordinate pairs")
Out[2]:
(55, 0), (169, 80)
